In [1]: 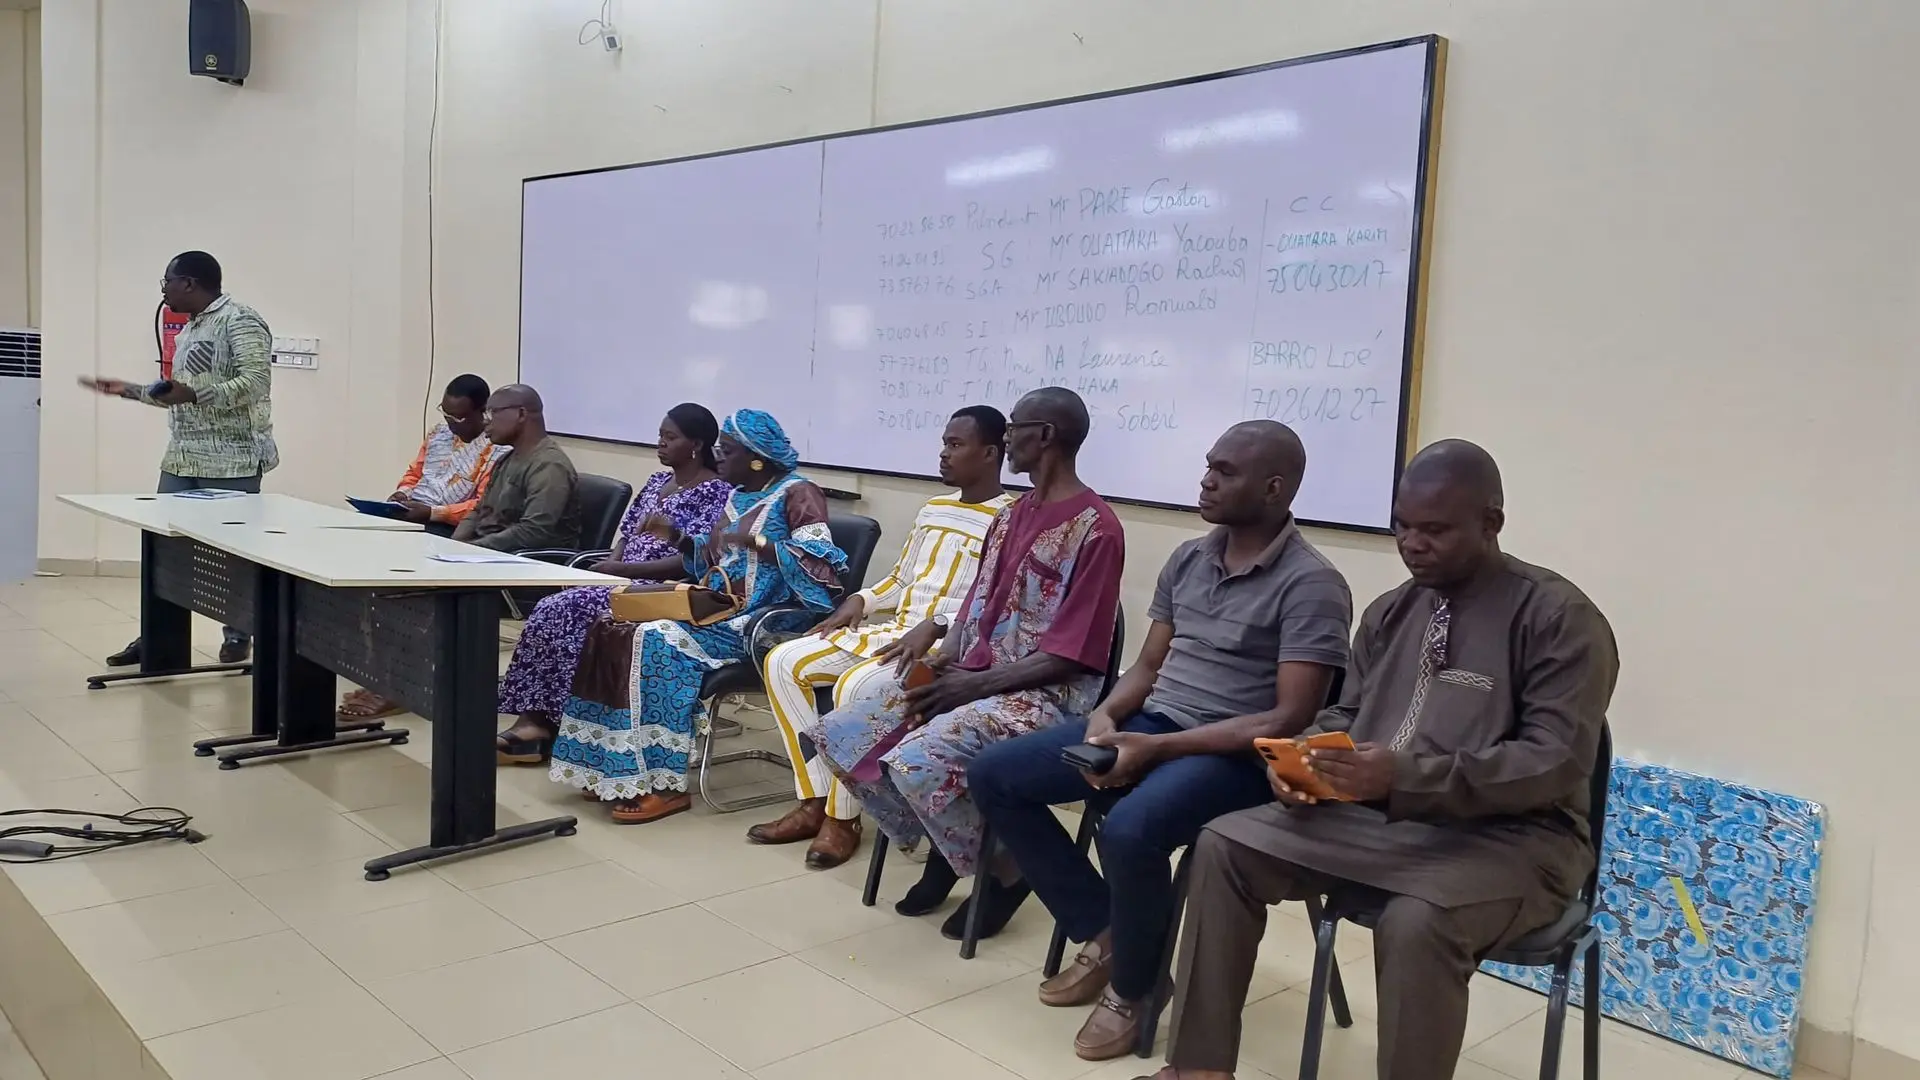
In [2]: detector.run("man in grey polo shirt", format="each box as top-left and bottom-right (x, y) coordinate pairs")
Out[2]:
(969, 419), (1353, 1061)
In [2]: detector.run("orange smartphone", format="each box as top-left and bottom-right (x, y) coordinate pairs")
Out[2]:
(903, 660), (937, 691)
(1253, 732), (1357, 802)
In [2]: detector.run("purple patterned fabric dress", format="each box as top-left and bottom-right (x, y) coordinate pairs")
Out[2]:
(497, 472), (731, 718)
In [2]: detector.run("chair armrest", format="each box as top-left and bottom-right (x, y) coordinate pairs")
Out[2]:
(567, 549), (615, 569)
(514, 547), (585, 566)
(744, 604), (828, 667)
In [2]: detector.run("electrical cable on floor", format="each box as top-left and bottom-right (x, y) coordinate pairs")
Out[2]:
(0, 807), (204, 863)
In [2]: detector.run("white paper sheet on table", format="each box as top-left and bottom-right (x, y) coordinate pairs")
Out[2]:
(427, 552), (530, 564)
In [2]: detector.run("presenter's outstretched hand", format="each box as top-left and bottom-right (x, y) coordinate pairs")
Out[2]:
(77, 376), (129, 397)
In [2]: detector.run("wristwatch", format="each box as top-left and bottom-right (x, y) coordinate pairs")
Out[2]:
(929, 613), (950, 638)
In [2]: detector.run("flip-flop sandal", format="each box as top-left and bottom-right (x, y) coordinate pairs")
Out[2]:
(495, 732), (552, 765)
(336, 696), (405, 722)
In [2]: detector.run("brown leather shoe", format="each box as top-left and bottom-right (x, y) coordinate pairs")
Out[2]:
(1074, 987), (1146, 1061)
(1039, 938), (1112, 1006)
(746, 799), (826, 845)
(610, 793), (691, 824)
(804, 817), (864, 869)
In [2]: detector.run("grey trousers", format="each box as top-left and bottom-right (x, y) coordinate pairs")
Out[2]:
(1166, 828), (1524, 1080)
(157, 471), (261, 642)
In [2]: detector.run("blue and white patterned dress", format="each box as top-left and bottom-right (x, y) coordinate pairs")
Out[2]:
(548, 473), (846, 799)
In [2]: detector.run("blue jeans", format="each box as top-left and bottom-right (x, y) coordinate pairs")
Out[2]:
(158, 471), (260, 642)
(968, 711), (1273, 1000)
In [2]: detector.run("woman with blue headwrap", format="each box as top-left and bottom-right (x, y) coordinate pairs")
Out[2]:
(548, 409), (849, 823)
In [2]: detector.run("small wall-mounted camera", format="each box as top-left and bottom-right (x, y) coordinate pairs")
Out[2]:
(601, 27), (623, 52)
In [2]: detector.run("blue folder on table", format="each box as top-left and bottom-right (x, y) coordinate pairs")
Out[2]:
(345, 497), (409, 519)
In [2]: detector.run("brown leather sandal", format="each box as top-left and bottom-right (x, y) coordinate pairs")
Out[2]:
(610, 793), (691, 824)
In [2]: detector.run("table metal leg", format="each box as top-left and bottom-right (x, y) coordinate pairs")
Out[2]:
(88, 530), (252, 689)
(212, 569), (410, 768)
(364, 590), (573, 880)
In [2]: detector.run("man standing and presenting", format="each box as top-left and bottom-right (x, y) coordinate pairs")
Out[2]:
(1146, 440), (1619, 1080)
(82, 251), (277, 667)
(968, 419), (1351, 1060)
(751, 405), (1013, 870)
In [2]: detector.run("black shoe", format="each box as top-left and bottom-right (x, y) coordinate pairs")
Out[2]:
(895, 848), (961, 916)
(219, 637), (251, 664)
(941, 877), (1032, 941)
(105, 639), (141, 667)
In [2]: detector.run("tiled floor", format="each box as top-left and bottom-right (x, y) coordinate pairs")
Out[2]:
(0, 1009), (48, 1080)
(0, 575), (1837, 1080)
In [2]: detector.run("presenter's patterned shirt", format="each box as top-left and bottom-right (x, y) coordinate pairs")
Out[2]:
(135, 294), (278, 478)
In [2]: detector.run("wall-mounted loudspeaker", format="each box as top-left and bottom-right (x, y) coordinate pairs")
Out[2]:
(188, 0), (251, 86)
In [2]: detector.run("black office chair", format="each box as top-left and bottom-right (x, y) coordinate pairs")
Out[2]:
(859, 606), (1129, 963)
(508, 472), (635, 618)
(1296, 724), (1613, 1080)
(691, 513), (884, 813)
(1057, 668), (1355, 1058)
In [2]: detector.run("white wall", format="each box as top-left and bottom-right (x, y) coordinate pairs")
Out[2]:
(0, 7), (34, 328)
(23, 6), (36, 332)
(38, 0), (1920, 1068)
(37, 0), (434, 565)
(424, 1), (1920, 1066)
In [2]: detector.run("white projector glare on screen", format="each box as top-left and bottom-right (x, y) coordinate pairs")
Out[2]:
(518, 36), (1444, 532)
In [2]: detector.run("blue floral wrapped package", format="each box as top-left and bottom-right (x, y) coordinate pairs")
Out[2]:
(1482, 759), (1824, 1077)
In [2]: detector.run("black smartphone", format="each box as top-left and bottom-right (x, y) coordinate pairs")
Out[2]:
(1060, 743), (1119, 775)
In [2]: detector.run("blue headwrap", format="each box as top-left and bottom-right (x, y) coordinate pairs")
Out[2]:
(722, 409), (801, 471)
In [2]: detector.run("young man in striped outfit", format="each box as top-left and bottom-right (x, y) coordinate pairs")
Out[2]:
(385, 373), (505, 536)
(751, 405), (1011, 869)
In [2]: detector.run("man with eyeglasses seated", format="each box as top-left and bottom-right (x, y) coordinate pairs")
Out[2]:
(450, 383), (581, 552)
(386, 374), (506, 537)
(337, 382), (580, 723)
(808, 387), (1126, 941)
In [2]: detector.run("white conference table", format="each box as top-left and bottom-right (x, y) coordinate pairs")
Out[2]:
(170, 518), (622, 589)
(57, 492), (427, 537)
(172, 511), (618, 880)
(62, 493), (619, 879)
(58, 493), (429, 690)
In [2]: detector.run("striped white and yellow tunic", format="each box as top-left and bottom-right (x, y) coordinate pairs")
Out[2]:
(823, 492), (1014, 659)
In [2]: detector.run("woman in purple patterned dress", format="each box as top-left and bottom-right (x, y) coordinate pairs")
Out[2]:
(495, 404), (732, 762)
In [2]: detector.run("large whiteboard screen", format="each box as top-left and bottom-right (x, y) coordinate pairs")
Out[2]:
(520, 37), (1441, 531)
(519, 142), (827, 437)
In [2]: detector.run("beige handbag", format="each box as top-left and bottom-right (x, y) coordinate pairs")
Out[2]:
(608, 566), (744, 627)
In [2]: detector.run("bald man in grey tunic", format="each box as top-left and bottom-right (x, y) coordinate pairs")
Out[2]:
(1150, 440), (1618, 1080)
